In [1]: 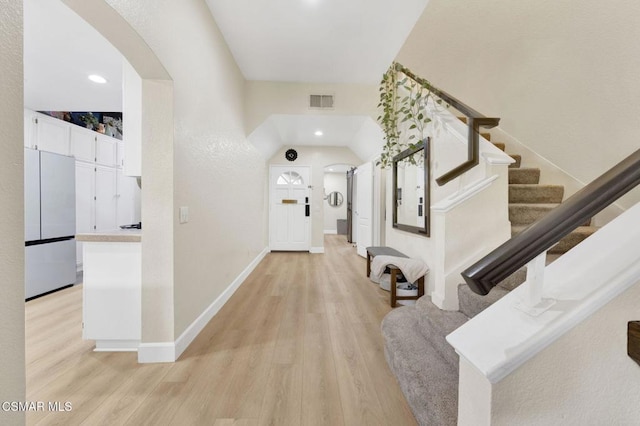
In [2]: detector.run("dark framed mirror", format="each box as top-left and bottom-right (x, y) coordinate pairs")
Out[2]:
(392, 138), (430, 236)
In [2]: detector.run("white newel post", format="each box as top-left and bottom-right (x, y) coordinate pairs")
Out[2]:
(431, 209), (449, 309)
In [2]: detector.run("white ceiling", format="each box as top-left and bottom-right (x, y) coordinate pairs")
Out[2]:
(23, 0), (123, 111)
(23, 0), (426, 157)
(270, 115), (368, 145)
(205, 0), (429, 84)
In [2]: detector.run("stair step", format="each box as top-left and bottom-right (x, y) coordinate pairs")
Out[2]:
(511, 225), (598, 254)
(510, 204), (592, 227)
(509, 203), (559, 225)
(549, 226), (598, 254)
(493, 142), (505, 151)
(509, 168), (541, 184)
(509, 154), (522, 168)
(509, 184), (564, 203)
(498, 267), (527, 291)
(481, 132), (491, 141)
(382, 306), (459, 426)
(458, 266), (528, 318)
(416, 297), (468, 368)
(458, 284), (509, 318)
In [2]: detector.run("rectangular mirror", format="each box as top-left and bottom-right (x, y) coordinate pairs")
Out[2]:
(392, 138), (430, 236)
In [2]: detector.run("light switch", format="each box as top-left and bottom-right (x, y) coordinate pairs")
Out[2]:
(179, 206), (189, 224)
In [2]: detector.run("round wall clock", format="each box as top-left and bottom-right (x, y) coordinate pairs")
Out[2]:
(285, 149), (298, 162)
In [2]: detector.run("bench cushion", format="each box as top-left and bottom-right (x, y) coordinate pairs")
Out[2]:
(366, 246), (408, 258)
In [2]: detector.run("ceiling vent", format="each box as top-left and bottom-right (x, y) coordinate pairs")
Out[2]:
(309, 94), (334, 109)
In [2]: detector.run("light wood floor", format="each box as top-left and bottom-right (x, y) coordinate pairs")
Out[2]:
(26, 235), (417, 425)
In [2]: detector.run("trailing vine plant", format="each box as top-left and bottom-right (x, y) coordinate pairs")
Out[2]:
(377, 62), (445, 168)
(377, 65), (400, 168)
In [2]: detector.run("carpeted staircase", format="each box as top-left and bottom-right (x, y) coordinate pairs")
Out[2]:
(502, 133), (598, 255)
(381, 134), (599, 425)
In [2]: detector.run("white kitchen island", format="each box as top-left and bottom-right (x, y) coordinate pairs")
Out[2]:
(77, 230), (141, 351)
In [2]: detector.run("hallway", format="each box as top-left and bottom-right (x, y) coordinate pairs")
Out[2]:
(26, 235), (417, 425)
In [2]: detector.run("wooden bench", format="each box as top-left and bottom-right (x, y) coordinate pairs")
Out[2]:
(366, 246), (425, 307)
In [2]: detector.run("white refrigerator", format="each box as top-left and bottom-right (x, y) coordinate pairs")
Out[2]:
(25, 148), (76, 299)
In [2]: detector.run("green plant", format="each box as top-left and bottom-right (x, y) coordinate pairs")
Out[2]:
(377, 63), (444, 168)
(377, 65), (400, 167)
(80, 112), (99, 129)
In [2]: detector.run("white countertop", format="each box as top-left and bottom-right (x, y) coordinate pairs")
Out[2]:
(76, 229), (142, 242)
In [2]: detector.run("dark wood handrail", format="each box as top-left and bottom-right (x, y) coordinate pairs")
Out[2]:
(394, 63), (500, 186)
(462, 148), (640, 295)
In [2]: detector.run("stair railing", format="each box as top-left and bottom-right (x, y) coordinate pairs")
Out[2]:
(394, 63), (501, 186)
(462, 148), (640, 305)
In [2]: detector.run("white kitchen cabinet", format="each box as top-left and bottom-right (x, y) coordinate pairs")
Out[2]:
(81, 238), (141, 351)
(34, 112), (71, 155)
(96, 134), (117, 167)
(75, 163), (122, 269)
(75, 162), (96, 269)
(117, 169), (141, 226)
(24, 109), (38, 148)
(71, 125), (96, 163)
(116, 142), (124, 169)
(95, 166), (118, 232)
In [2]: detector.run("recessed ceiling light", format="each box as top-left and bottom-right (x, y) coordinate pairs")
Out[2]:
(315, 130), (323, 136)
(88, 74), (107, 84)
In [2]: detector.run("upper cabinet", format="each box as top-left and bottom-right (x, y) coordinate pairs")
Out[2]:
(26, 110), (120, 167)
(24, 109), (38, 149)
(116, 142), (124, 169)
(70, 125), (96, 162)
(24, 111), (71, 156)
(96, 134), (117, 167)
(70, 122), (116, 166)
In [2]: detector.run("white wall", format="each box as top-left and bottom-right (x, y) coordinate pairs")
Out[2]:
(383, 103), (512, 307)
(351, 118), (385, 162)
(270, 146), (362, 250)
(102, 0), (269, 339)
(487, 280), (640, 425)
(0, 1), (26, 424)
(397, 0), (640, 211)
(245, 81), (379, 136)
(63, 0), (177, 354)
(323, 172), (348, 233)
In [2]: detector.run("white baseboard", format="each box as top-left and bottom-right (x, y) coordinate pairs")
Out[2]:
(173, 246), (270, 360)
(323, 230), (337, 234)
(138, 342), (175, 363)
(310, 246), (325, 254)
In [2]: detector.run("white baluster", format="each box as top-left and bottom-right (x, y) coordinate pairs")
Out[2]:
(514, 251), (556, 316)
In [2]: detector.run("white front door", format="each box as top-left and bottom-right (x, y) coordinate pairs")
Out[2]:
(270, 165), (311, 251)
(356, 161), (373, 258)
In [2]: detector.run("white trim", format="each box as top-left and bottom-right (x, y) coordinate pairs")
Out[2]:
(447, 202), (640, 383)
(482, 152), (515, 166)
(95, 340), (139, 352)
(323, 229), (337, 234)
(174, 246), (270, 360)
(137, 247), (270, 363)
(310, 246), (325, 254)
(138, 342), (175, 363)
(431, 175), (499, 213)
